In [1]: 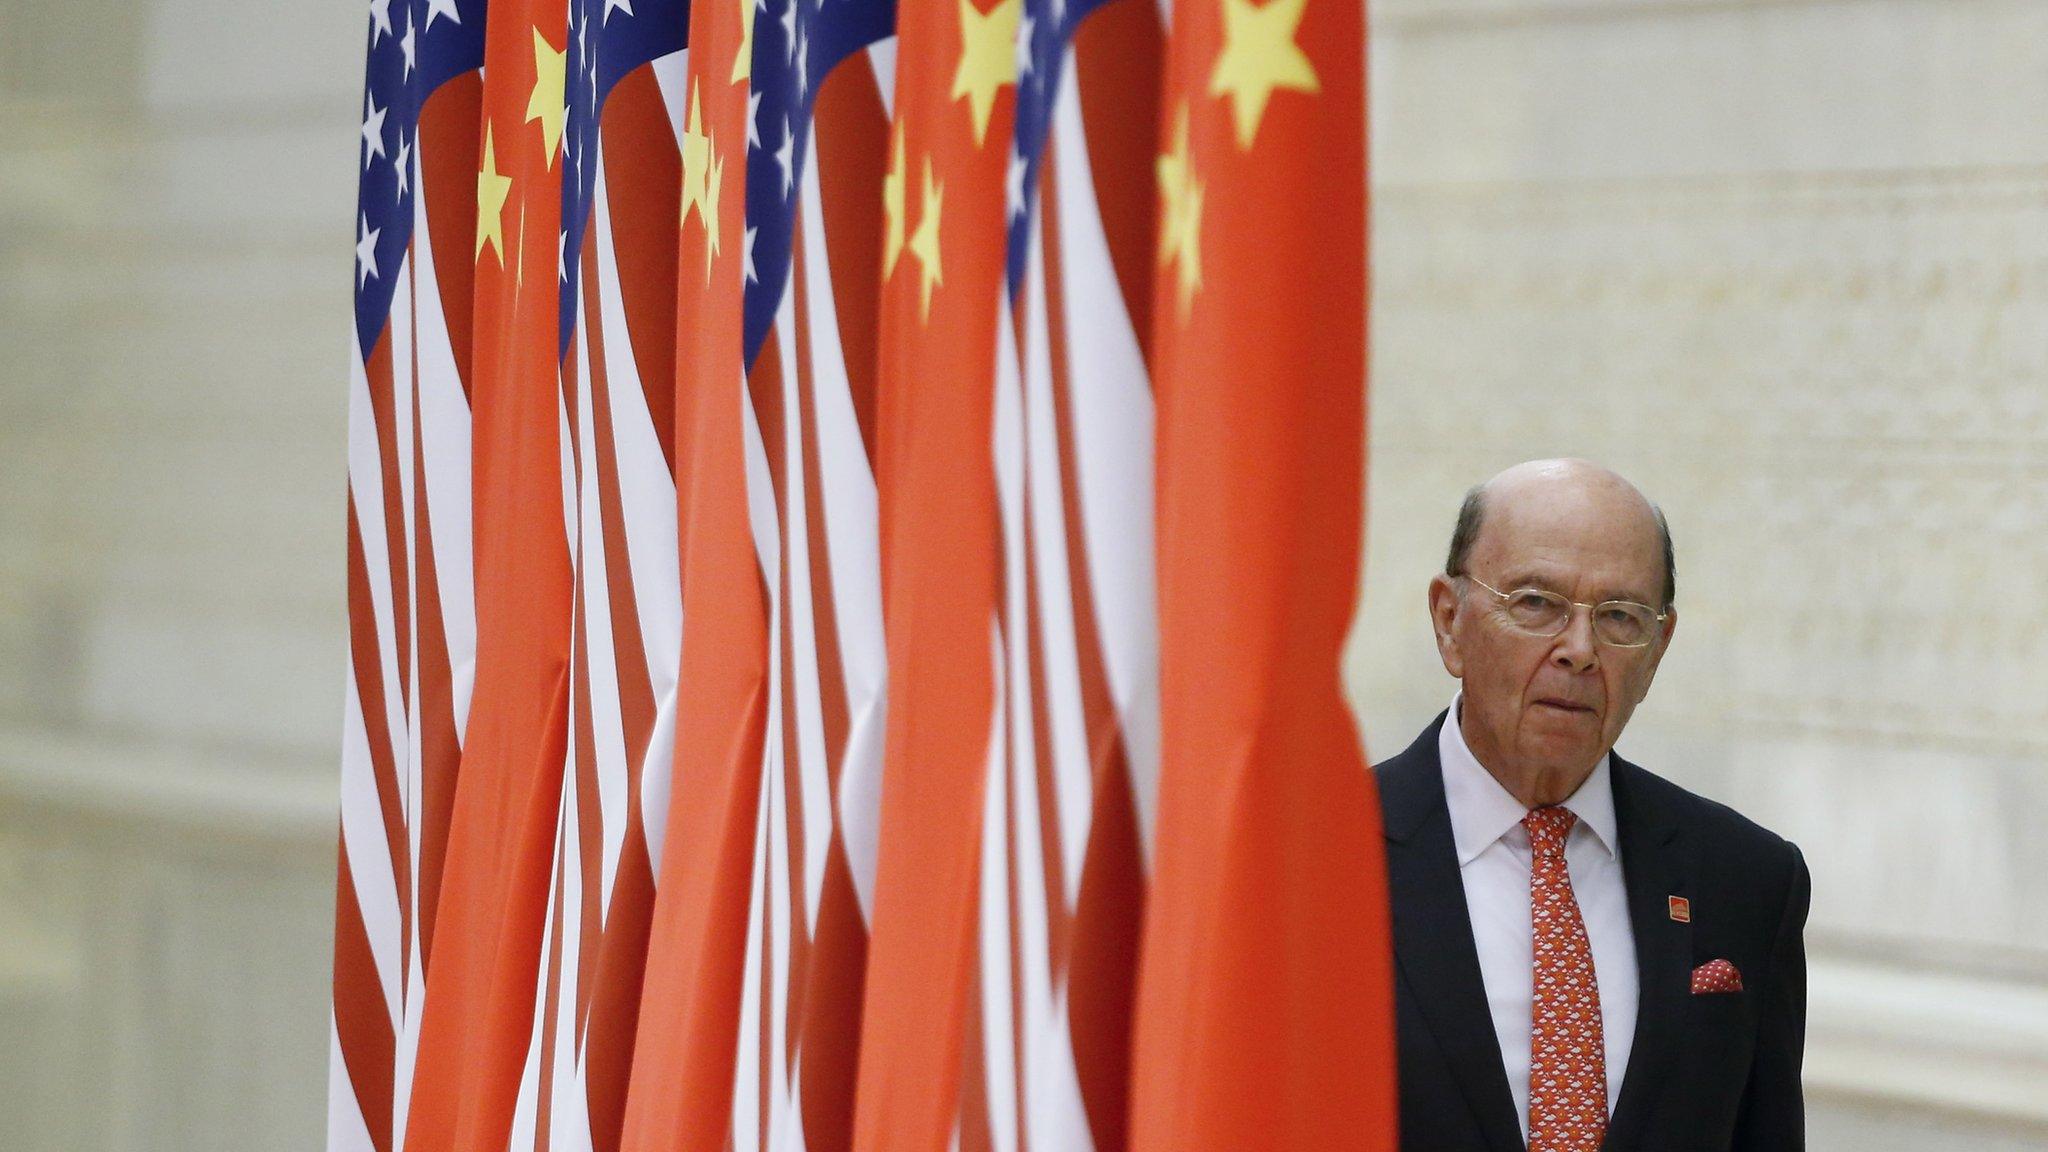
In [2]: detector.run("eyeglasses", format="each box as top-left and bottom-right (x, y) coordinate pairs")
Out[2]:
(1458, 573), (1670, 649)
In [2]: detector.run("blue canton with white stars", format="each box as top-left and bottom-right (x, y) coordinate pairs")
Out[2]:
(740, 0), (895, 366)
(1004, 0), (1110, 293)
(559, 0), (692, 357)
(354, 0), (487, 357)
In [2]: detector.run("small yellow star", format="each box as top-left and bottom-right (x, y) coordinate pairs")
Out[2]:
(526, 28), (567, 167)
(950, 0), (1019, 147)
(732, 0), (755, 83)
(1155, 103), (1203, 320)
(881, 120), (907, 278)
(476, 125), (514, 263)
(678, 81), (723, 278)
(907, 157), (944, 322)
(1208, 0), (1318, 150)
(680, 82), (711, 224)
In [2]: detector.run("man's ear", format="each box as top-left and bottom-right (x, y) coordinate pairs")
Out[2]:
(1427, 573), (1464, 679)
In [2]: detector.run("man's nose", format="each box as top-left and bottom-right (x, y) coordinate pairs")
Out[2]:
(1550, 607), (1599, 672)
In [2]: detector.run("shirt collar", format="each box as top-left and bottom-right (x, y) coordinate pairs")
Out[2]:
(1438, 693), (1621, 867)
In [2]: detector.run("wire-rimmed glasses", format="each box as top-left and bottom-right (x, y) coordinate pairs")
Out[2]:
(1458, 573), (1669, 649)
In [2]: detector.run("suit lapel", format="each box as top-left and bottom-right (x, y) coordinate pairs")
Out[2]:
(1602, 756), (1693, 1152)
(1381, 716), (1527, 1152)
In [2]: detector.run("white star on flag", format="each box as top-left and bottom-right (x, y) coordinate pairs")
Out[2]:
(603, 0), (635, 22)
(424, 0), (461, 30)
(796, 30), (809, 97)
(775, 116), (795, 196)
(399, 14), (416, 76)
(779, 0), (797, 60)
(361, 93), (388, 168)
(748, 91), (763, 148)
(559, 230), (568, 281)
(395, 134), (413, 199)
(369, 0), (393, 44)
(1005, 147), (1026, 220)
(356, 215), (381, 286)
(743, 226), (758, 284)
(1015, 13), (1033, 77)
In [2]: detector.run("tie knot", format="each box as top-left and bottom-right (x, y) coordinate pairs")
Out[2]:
(1523, 806), (1577, 856)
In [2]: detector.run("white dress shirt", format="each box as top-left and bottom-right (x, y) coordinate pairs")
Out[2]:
(1439, 695), (1638, 1140)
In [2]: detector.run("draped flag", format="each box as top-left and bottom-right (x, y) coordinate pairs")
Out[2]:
(716, 0), (900, 1148)
(613, 0), (764, 1142)
(1128, 0), (1396, 1146)
(334, 2), (486, 1149)
(847, 0), (1013, 1146)
(976, 0), (1165, 1146)
(393, 0), (588, 1148)
(508, 0), (690, 1149)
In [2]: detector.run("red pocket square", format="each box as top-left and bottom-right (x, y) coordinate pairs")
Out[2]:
(1691, 958), (1743, 994)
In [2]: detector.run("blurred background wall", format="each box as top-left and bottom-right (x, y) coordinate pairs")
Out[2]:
(0, 0), (2040, 1148)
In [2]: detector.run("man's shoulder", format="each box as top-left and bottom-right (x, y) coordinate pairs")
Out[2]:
(1369, 712), (1451, 839)
(1611, 755), (1808, 918)
(1612, 756), (1797, 857)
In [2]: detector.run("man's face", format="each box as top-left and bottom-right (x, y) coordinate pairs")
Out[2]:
(1428, 469), (1676, 783)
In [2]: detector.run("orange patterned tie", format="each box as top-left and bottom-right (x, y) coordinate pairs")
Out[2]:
(1525, 806), (1607, 1152)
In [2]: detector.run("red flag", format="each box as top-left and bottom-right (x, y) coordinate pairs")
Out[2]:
(850, 0), (1016, 1146)
(1128, 0), (1396, 1147)
(400, 1), (576, 1149)
(615, 0), (764, 1144)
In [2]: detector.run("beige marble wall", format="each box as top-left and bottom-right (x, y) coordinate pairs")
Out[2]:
(0, 0), (2041, 1147)
(1, 0), (358, 1147)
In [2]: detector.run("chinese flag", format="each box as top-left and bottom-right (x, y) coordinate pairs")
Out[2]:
(1127, 0), (1397, 1148)
(401, 1), (575, 1150)
(850, 0), (1016, 1145)
(613, 0), (764, 1144)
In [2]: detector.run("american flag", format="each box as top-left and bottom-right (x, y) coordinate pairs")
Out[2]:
(977, 0), (1165, 1145)
(334, 2), (485, 1149)
(509, 0), (690, 1148)
(729, 0), (897, 1146)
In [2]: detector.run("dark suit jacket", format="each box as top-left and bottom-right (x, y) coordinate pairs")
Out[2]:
(1373, 711), (1810, 1152)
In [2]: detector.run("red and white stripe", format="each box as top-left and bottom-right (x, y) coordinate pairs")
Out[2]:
(507, 47), (687, 1152)
(334, 79), (481, 1152)
(727, 42), (896, 1152)
(971, 16), (1162, 1152)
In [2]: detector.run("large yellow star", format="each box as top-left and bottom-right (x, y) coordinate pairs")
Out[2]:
(950, 0), (1019, 147)
(526, 28), (567, 167)
(476, 125), (514, 263)
(680, 82), (711, 226)
(908, 157), (944, 322)
(881, 121), (907, 278)
(679, 81), (723, 278)
(1208, 0), (1319, 150)
(1155, 103), (1203, 320)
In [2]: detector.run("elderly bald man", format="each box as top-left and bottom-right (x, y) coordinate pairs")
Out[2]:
(1374, 460), (1809, 1152)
